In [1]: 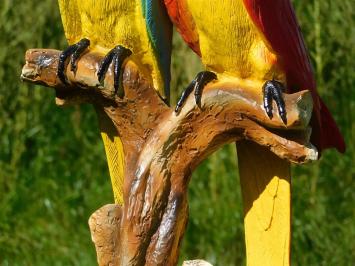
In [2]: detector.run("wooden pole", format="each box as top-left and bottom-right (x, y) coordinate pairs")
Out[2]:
(21, 49), (317, 265)
(238, 141), (291, 266)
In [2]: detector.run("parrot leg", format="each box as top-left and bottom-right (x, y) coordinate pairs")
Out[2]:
(263, 80), (287, 125)
(175, 71), (217, 113)
(97, 45), (132, 98)
(57, 38), (90, 84)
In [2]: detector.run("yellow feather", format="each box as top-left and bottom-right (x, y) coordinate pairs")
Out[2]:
(185, 0), (285, 85)
(95, 108), (125, 204)
(101, 132), (125, 205)
(58, 0), (82, 44)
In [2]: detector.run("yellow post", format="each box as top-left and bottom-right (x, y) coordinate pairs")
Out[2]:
(237, 141), (291, 266)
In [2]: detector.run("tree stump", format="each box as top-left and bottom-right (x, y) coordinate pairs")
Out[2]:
(21, 49), (317, 266)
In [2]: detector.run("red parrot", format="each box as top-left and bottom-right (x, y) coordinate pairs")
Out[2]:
(164, 0), (345, 154)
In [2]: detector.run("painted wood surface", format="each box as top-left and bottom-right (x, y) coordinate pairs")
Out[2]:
(238, 141), (291, 266)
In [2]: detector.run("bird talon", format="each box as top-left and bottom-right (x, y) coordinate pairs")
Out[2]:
(57, 38), (90, 84)
(97, 45), (132, 97)
(262, 80), (287, 125)
(175, 71), (217, 114)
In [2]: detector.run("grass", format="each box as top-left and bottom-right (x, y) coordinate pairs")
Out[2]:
(0, 0), (354, 265)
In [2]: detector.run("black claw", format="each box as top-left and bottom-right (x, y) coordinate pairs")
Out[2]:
(57, 38), (90, 84)
(263, 82), (273, 118)
(97, 49), (117, 82)
(57, 45), (76, 84)
(97, 45), (132, 97)
(175, 71), (217, 114)
(175, 82), (195, 113)
(113, 52), (123, 98)
(70, 38), (90, 72)
(262, 80), (287, 125)
(194, 71), (217, 107)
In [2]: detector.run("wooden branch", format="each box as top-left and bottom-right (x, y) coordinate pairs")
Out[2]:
(22, 49), (318, 265)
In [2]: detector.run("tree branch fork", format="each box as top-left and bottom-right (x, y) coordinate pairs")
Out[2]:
(21, 49), (317, 265)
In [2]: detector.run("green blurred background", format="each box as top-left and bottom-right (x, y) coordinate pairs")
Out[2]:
(0, 0), (354, 265)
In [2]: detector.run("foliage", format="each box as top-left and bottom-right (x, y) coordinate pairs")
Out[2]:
(0, 0), (354, 265)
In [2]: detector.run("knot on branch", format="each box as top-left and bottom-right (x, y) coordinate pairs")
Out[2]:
(22, 49), (317, 266)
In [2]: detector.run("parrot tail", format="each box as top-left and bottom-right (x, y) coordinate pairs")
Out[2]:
(101, 132), (125, 205)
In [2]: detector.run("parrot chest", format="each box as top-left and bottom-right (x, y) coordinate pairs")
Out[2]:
(185, 0), (281, 81)
(77, 0), (146, 53)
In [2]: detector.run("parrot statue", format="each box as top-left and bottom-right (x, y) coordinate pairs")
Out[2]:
(164, 0), (345, 154)
(57, 0), (172, 204)
(164, 1), (345, 265)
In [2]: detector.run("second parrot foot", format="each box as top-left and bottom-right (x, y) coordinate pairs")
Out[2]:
(263, 80), (287, 125)
(175, 71), (217, 113)
(57, 38), (90, 84)
(97, 45), (132, 98)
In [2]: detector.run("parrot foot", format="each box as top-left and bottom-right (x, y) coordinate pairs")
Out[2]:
(97, 45), (132, 98)
(57, 38), (90, 84)
(263, 79), (287, 125)
(175, 71), (217, 113)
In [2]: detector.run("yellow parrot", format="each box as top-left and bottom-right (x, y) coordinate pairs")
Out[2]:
(164, 0), (345, 264)
(57, 0), (172, 204)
